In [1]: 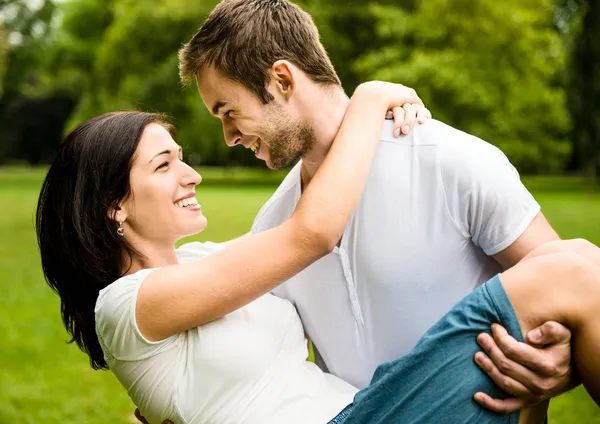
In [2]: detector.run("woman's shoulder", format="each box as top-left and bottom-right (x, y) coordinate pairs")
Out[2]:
(95, 268), (155, 327)
(97, 241), (224, 311)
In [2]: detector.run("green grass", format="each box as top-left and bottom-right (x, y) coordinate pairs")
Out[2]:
(0, 168), (598, 423)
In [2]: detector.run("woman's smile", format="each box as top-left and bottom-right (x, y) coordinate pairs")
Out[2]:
(175, 194), (201, 211)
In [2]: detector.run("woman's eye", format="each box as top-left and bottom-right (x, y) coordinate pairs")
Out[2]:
(156, 161), (169, 171)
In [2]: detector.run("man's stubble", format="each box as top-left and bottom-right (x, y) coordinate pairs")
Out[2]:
(263, 106), (316, 170)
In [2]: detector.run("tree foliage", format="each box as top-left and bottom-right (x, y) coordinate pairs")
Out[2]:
(354, 0), (570, 172)
(567, 0), (600, 188)
(0, 0), (597, 174)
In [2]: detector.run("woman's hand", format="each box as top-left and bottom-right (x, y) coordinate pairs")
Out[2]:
(357, 81), (432, 138)
(387, 104), (432, 137)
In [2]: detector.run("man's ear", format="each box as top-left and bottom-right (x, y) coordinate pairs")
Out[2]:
(269, 60), (296, 101)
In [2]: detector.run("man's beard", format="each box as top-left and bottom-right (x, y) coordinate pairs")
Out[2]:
(263, 111), (316, 170)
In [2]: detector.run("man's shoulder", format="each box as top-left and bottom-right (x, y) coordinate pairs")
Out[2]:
(379, 118), (458, 147)
(390, 119), (509, 170)
(376, 119), (508, 179)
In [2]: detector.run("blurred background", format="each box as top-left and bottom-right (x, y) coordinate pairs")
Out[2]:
(0, 0), (598, 422)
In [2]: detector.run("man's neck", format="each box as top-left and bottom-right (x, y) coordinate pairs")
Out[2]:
(300, 86), (350, 188)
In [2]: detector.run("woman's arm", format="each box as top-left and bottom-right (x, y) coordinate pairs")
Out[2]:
(137, 82), (423, 341)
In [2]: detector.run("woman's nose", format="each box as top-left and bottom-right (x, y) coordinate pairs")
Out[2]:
(182, 165), (202, 187)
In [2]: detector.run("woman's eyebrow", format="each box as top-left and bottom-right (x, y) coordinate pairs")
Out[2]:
(149, 147), (182, 163)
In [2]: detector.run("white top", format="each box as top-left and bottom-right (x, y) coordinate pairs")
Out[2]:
(252, 119), (540, 389)
(95, 242), (357, 424)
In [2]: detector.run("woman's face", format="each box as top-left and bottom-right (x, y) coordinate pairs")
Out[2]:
(119, 123), (206, 243)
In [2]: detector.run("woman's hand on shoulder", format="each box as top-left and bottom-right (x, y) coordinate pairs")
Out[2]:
(355, 81), (432, 137)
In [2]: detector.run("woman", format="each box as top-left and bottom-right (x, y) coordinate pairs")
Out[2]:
(36, 82), (600, 424)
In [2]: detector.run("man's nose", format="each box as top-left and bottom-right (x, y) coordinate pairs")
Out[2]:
(224, 124), (242, 147)
(225, 135), (242, 147)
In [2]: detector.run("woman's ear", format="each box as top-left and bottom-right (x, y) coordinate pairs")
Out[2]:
(107, 202), (127, 224)
(269, 60), (296, 101)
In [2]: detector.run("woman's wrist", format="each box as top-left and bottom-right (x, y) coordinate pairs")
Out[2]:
(353, 82), (391, 113)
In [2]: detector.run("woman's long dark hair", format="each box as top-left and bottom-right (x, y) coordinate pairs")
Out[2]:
(36, 111), (168, 370)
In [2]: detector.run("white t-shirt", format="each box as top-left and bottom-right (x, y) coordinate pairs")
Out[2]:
(251, 119), (540, 389)
(95, 242), (357, 424)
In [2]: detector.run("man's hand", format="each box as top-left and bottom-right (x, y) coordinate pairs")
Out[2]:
(134, 408), (173, 424)
(473, 321), (576, 413)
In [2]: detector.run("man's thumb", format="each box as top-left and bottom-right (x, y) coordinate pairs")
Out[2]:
(527, 321), (571, 345)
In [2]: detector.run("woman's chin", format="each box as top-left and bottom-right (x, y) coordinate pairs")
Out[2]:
(197, 216), (208, 231)
(187, 215), (208, 233)
(194, 215), (208, 233)
(175, 216), (208, 238)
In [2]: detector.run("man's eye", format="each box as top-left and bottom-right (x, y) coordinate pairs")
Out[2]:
(156, 161), (169, 171)
(224, 110), (233, 118)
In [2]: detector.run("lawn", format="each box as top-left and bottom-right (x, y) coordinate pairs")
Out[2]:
(0, 168), (598, 423)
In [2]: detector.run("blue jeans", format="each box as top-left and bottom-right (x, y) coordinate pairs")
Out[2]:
(327, 404), (354, 424)
(327, 275), (521, 424)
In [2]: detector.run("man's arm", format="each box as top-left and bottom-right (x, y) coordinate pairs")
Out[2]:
(435, 124), (573, 414)
(476, 212), (574, 414)
(492, 212), (559, 269)
(475, 210), (574, 411)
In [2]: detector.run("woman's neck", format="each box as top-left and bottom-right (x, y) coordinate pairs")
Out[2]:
(121, 238), (180, 276)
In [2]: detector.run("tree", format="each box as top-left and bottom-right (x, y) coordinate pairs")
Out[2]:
(3, 0), (579, 170)
(54, 0), (243, 165)
(567, 0), (600, 190)
(0, 23), (6, 97)
(0, 0), (57, 101)
(0, 0), (65, 164)
(57, 0), (430, 166)
(356, 0), (570, 173)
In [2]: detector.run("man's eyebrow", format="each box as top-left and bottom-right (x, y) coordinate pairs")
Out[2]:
(212, 101), (228, 116)
(148, 146), (183, 163)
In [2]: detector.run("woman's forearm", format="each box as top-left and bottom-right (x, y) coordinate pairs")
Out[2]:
(136, 83), (421, 340)
(291, 83), (410, 249)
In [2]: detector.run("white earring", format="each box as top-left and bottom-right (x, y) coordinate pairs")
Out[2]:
(117, 221), (124, 237)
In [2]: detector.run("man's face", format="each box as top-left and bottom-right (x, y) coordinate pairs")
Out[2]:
(197, 66), (314, 170)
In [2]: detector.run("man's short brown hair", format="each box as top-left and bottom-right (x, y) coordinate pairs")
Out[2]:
(178, 0), (341, 104)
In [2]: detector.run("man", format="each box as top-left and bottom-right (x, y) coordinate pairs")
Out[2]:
(178, 0), (575, 418)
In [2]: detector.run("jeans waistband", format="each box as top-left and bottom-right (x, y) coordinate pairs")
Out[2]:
(327, 403), (354, 424)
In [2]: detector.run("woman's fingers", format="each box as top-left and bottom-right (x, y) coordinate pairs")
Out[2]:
(415, 105), (432, 124)
(401, 103), (417, 135)
(392, 106), (406, 137)
(391, 103), (432, 137)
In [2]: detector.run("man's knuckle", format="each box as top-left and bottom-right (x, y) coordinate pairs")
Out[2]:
(541, 362), (558, 376)
(501, 377), (515, 391)
(502, 344), (518, 358)
(541, 380), (555, 394)
(497, 359), (512, 373)
(532, 379), (553, 395)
